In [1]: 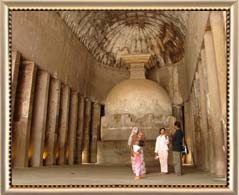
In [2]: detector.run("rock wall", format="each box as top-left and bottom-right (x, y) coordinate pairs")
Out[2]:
(12, 11), (89, 93)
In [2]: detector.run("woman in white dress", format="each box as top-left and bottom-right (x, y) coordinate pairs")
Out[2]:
(154, 128), (169, 174)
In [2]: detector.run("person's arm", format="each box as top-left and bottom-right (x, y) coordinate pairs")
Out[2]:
(165, 136), (169, 144)
(136, 151), (141, 157)
(154, 137), (159, 153)
(128, 134), (132, 148)
(128, 136), (134, 156)
(181, 130), (185, 145)
(169, 128), (175, 141)
(130, 147), (134, 157)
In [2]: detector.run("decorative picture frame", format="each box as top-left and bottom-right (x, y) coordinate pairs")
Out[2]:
(0, 0), (238, 195)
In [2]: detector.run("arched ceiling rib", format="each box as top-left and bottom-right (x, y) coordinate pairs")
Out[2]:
(60, 11), (188, 70)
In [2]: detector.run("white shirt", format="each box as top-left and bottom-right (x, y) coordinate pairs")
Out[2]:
(154, 135), (169, 152)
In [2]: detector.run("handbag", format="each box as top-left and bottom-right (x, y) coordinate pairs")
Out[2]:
(181, 144), (188, 154)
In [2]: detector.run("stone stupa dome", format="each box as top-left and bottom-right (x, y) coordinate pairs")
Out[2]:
(105, 78), (172, 118)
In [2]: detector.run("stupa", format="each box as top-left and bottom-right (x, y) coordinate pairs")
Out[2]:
(97, 54), (175, 165)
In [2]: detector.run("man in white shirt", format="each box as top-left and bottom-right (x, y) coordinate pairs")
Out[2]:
(154, 128), (169, 174)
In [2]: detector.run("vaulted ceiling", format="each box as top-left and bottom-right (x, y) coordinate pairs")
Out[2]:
(60, 11), (188, 70)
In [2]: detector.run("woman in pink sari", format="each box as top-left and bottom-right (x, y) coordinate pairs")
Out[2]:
(133, 144), (142, 180)
(128, 127), (146, 178)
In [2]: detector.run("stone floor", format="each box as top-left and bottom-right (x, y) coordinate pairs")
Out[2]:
(12, 165), (226, 185)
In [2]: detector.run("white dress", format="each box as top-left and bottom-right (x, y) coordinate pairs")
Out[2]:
(154, 135), (169, 173)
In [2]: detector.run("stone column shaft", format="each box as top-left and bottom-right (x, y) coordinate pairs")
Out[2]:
(76, 96), (85, 164)
(210, 12), (226, 115)
(45, 78), (61, 166)
(57, 85), (70, 165)
(13, 61), (37, 167)
(68, 92), (79, 165)
(82, 99), (92, 163)
(198, 60), (210, 171)
(191, 85), (202, 167)
(194, 73), (205, 169)
(183, 102), (193, 165)
(210, 11), (227, 149)
(11, 50), (20, 164)
(172, 104), (184, 129)
(11, 50), (20, 118)
(201, 48), (216, 174)
(204, 30), (226, 177)
(30, 70), (50, 167)
(90, 103), (101, 163)
(189, 96), (196, 165)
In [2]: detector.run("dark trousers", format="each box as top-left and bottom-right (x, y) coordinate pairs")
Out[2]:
(173, 151), (182, 175)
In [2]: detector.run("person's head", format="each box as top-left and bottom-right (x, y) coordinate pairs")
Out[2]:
(132, 127), (139, 134)
(138, 131), (144, 136)
(174, 121), (181, 129)
(159, 128), (166, 135)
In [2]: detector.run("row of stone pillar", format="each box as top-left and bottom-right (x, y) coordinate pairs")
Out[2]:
(184, 11), (227, 177)
(12, 53), (102, 168)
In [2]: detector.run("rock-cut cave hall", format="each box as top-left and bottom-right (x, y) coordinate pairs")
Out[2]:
(11, 10), (227, 185)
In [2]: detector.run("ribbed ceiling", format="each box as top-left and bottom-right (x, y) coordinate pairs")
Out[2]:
(60, 11), (188, 70)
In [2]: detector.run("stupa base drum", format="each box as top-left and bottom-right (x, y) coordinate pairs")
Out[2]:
(97, 114), (176, 165)
(100, 114), (176, 141)
(97, 114), (175, 165)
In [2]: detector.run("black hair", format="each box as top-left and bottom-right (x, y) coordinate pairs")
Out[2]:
(159, 127), (166, 134)
(174, 121), (181, 129)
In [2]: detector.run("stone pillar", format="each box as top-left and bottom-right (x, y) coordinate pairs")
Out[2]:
(204, 31), (226, 177)
(189, 94), (197, 166)
(201, 48), (216, 174)
(191, 84), (202, 167)
(210, 11), (227, 149)
(13, 61), (37, 167)
(45, 78), (61, 166)
(183, 101), (193, 165)
(198, 60), (210, 171)
(193, 73), (204, 169)
(57, 85), (70, 165)
(172, 104), (184, 129)
(82, 99), (92, 163)
(90, 102), (101, 163)
(11, 50), (20, 117)
(68, 91), (79, 165)
(11, 50), (20, 163)
(30, 70), (50, 167)
(76, 96), (85, 164)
